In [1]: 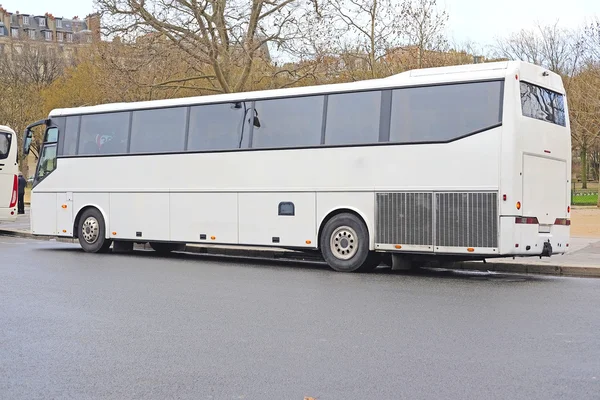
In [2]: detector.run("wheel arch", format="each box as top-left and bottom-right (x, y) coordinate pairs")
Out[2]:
(73, 204), (110, 239)
(317, 207), (374, 251)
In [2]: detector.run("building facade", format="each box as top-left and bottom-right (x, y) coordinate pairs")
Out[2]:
(0, 7), (100, 51)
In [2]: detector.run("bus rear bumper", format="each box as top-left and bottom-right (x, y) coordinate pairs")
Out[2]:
(500, 217), (570, 257)
(0, 207), (17, 223)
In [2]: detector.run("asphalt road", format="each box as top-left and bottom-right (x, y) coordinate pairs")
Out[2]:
(1, 236), (599, 400)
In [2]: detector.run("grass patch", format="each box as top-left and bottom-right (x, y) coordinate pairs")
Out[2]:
(572, 194), (598, 206)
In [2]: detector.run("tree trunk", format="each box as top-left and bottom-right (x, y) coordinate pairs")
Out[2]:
(597, 161), (600, 208)
(581, 146), (588, 190)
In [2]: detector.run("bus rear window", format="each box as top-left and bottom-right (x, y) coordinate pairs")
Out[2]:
(0, 132), (10, 159)
(520, 81), (566, 127)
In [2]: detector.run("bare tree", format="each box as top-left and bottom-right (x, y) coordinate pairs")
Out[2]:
(95, 0), (321, 93)
(0, 42), (67, 171)
(399, 0), (449, 69)
(325, 0), (401, 78)
(494, 21), (584, 78)
(0, 42), (66, 88)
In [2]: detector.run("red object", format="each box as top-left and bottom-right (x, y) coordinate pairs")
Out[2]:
(554, 218), (571, 226)
(515, 217), (539, 224)
(9, 175), (17, 208)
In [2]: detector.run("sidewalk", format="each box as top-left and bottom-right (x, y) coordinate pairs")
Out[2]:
(2, 206), (599, 277)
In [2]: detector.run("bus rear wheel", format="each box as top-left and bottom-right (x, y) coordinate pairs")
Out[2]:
(78, 208), (112, 253)
(320, 213), (379, 272)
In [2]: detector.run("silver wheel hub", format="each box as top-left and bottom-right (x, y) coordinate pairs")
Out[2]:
(330, 226), (358, 260)
(82, 217), (99, 244)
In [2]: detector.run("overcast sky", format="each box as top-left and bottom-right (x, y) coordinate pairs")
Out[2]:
(2, 0), (598, 48)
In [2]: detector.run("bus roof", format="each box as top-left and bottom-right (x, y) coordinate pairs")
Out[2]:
(48, 60), (552, 117)
(0, 125), (16, 134)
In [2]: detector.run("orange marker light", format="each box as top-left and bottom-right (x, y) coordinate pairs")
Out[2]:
(516, 201), (521, 210)
(567, 206), (571, 213)
(306, 240), (312, 245)
(112, 232), (117, 236)
(395, 244), (402, 249)
(211, 236), (216, 240)
(61, 204), (67, 209)
(467, 248), (475, 252)
(62, 230), (67, 233)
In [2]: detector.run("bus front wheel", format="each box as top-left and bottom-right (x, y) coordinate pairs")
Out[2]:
(320, 213), (379, 272)
(77, 208), (112, 253)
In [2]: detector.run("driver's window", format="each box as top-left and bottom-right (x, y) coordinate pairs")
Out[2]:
(37, 144), (57, 180)
(35, 127), (59, 183)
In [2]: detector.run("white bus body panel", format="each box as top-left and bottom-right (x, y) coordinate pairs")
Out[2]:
(170, 193), (238, 244)
(31, 126), (501, 251)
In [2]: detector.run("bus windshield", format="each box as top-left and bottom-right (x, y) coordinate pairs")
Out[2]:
(0, 132), (10, 159)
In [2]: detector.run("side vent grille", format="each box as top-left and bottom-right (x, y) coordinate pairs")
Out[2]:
(376, 192), (433, 246)
(435, 192), (498, 248)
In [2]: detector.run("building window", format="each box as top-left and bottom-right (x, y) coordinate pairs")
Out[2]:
(57, 32), (63, 42)
(66, 33), (73, 42)
(56, 19), (63, 28)
(44, 31), (52, 41)
(0, 27), (5, 36)
(11, 28), (18, 38)
(39, 18), (46, 27)
(22, 16), (30, 25)
(28, 30), (35, 40)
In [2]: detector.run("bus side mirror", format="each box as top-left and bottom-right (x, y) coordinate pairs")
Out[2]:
(22, 128), (33, 156)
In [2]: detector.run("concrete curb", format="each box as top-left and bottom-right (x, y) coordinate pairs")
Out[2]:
(451, 261), (600, 278)
(1, 228), (598, 278)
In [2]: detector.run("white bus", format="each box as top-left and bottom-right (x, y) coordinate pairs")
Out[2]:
(0, 125), (18, 222)
(22, 60), (571, 272)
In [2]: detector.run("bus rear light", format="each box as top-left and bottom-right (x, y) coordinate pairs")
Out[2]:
(554, 218), (570, 226)
(544, 150), (551, 154)
(515, 244), (519, 248)
(516, 201), (521, 210)
(515, 217), (539, 224)
(9, 175), (17, 208)
(503, 194), (507, 201)
(567, 206), (570, 213)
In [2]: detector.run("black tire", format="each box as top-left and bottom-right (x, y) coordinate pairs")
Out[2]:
(357, 252), (383, 273)
(77, 208), (112, 253)
(149, 242), (184, 254)
(320, 213), (376, 272)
